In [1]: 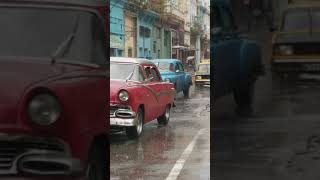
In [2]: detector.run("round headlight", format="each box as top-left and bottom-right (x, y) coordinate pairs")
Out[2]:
(28, 94), (61, 126)
(279, 45), (293, 55)
(118, 90), (129, 102)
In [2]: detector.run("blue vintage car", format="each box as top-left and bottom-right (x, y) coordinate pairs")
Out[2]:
(151, 59), (193, 98)
(212, 0), (265, 115)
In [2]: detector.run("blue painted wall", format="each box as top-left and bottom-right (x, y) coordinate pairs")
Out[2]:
(137, 10), (158, 59)
(110, 0), (126, 57)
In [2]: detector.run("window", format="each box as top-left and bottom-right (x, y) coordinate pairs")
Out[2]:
(150, 67), (161, 81)
(178, 62), (184, 72)
(157, 27), (161, 39)
(145, 66), (151, 78)
(138, 66), (145, 81)
(175, 63), (179, 72)
(153, 41), (156, 53)
(128, 48), (132, 57)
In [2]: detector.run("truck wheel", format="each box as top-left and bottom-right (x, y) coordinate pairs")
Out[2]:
(233, 81), (255, 116)
(87, 140), (107, 180)
(126, 108), (143, 139)
(157, 105), (171, 125)
(183, 85), (190, 98)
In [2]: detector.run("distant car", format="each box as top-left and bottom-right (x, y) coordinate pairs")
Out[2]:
(0, 0), (108, 179)
(110, 57), (175, 138)
(271, 4), (320, 80)
(212, 0), (264, 115)
(195, 61), (210, 86)
(151, 59), (193, 98)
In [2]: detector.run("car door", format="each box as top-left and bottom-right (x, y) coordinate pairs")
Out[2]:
(175, 62), (184, 92)
(212, 4), (242, 98)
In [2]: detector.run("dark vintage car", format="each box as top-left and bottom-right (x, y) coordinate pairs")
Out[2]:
(0, 0), (108, 179)
(110, 57), (175, 139)
(212, 0), (264, 115)
(271, 4), (320, 82)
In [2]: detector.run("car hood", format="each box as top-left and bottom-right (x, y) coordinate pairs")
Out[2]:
(159, 71), (176, 77)
(0, 57), (83, 125)
(275, 31), (320, 43)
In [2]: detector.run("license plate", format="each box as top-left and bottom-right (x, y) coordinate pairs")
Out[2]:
(302, 64), (320, 71)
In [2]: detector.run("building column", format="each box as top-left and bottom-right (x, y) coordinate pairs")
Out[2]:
(195, 34), (201, 67)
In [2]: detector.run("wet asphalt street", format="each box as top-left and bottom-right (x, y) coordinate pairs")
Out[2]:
(213, 30), (320, 180)
(110, 85), (210, 180)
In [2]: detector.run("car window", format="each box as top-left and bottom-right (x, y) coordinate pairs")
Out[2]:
(283, 10), (310, 31)
(138, 66), (145, 81)
(178, 62), (184, 72)
(150, 67), (161, 81)
(198, 64), (210, 73)
(145, 66), (152, 78)
(157, 62), (174, 72)
(175, 63), (179, 72)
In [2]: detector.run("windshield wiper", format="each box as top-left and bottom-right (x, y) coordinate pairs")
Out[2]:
(50, 15), (80, 64)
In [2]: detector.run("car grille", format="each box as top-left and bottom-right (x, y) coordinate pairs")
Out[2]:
(110, 105), (130, 116)
(0, 137), (65, 171)
(293, 43), (320, 55)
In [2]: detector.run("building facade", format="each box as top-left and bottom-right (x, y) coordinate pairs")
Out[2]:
(110, 0), (126, 57)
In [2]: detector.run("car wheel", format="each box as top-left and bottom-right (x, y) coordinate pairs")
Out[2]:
(157, 105), (171, 125)
(233, 81), (255, 117)
(126, 108), (143, 139)
(87, 140), (107, 180)
(183, 85), (190, 98)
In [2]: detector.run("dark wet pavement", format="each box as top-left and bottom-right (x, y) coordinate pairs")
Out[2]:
(110, 85), (210, 180)
(213, 30), (320, 180)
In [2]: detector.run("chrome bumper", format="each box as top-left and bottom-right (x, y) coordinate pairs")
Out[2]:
(110, 108), (137, 127)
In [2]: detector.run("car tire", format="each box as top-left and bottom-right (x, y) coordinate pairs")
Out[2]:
(157, 105), (171, 125)
(233, 81), (255, 116)
(183, 85), (190, 98)
(126, 108), (143, 139)
(87, 140), (107, 180)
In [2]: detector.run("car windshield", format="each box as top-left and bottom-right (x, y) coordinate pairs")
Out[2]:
(283, 10), (310, 31)
(0, 7), (106, 64)
(111, 63), (140, 80)
(156, 62), (174, 71)
(198, 64), (210, 73)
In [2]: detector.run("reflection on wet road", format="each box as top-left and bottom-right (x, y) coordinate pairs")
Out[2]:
(213, 31), (320, 180)
(110, 86), (210, 180)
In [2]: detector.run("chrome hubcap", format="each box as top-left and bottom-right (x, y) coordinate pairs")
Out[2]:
(165, 107), (170, 120)
(136, 112), (143, 134)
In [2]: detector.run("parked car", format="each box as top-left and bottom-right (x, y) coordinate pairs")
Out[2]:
(110, 57), (175, 138)
(212, 0), (264, 115)
(151, 59), (193, 98)
(0, 0), (108, 179)
(271, 4), (320, 82)
(195, 61), (210, 86)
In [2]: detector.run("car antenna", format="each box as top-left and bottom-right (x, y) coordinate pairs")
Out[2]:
(50, 15), (80, 65)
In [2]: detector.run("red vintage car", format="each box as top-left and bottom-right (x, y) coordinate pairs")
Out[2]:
(110, 57), (175, 138)
(0, 0), (108, 180)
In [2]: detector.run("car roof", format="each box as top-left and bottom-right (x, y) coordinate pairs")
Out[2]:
(1, 0), (106, 6)
(110, 57), (155, 65)
(151, 59), (181, 63)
